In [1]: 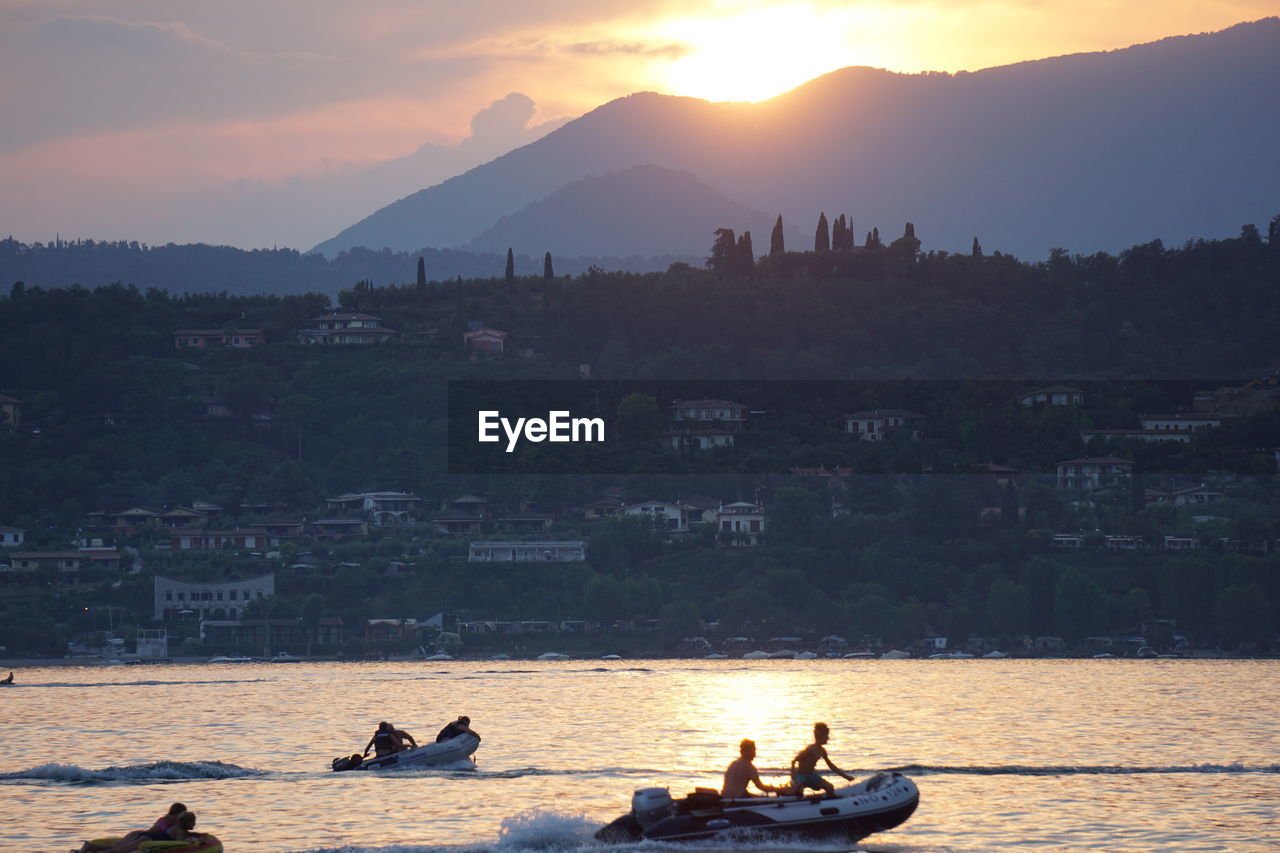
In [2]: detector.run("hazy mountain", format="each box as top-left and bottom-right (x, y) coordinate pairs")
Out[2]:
(313, 19), (1280, 261)
(467, 165), (773, 258)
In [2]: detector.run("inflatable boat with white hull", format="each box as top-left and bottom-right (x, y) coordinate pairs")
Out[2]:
(331, 732), (479, 771)
(596, 773), (918, 843)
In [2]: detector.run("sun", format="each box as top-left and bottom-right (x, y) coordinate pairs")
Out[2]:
(653, 4), (870, 102)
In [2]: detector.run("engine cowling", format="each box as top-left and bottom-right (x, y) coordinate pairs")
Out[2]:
(632, 787), (674, 829)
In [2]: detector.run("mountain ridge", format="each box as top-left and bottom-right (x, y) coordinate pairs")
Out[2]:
(467, 164), (773, 258)
(312, 18), (1280, 260)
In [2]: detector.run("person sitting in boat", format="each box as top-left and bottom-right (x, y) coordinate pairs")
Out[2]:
(74, 802), (187, 853)
(365, 721), (416, 757)
(788, 722), (854, 797)
(436, 715), (479, 742)
(722, 738), (784, 798)
(391, 723), (418, 751)
(1, 671), (12, 683)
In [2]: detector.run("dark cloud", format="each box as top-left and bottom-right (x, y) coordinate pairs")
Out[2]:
(28, 13), (232, 56)
(561, 39), (691, 58)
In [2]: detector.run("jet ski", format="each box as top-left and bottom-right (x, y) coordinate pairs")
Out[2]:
(596, 773), (918, 843)
(331, 732), (480, 771)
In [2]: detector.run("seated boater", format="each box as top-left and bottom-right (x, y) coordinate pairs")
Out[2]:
(722, 738), (783, 798)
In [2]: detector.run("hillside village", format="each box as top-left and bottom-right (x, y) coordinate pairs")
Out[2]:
(2, 224), (1279, 661)
(3, 377), (1277, 661)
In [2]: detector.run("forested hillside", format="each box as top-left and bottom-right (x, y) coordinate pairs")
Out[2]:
(0, 238), (692, 297)
(1, 220), (1277, 657)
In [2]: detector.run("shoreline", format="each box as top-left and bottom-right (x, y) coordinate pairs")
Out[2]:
(0, 649), (1258, 669)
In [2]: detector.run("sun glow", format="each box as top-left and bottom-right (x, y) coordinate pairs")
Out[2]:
(654, 4), (880, 102)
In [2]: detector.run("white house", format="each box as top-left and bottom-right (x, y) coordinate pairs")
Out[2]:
(1055, 457), (1134, 490)
(714, 501), (765, 546)
(663, 428), (736, 450)
(1138, 413), (1225, 432)
(154, 573), (275, 621)
(622, 500), (691, 531)
(467, 541), (586, 562)
(326, 491), (421, 526)
(841, 409), (925, 441)
(0, 525), (23, 547)
(463, 326), (509, 355)
(1168, 485), (1226, 505)
(297, 313), (399, 344)
(670, 399), (747, 426)
(1019, 385), (1084, 407)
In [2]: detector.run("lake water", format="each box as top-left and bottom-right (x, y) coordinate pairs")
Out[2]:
(1, 659), (1277, 852)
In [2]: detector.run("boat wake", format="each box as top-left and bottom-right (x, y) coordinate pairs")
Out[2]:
(0, 759), (262, 783)
(282, 809), (921, 853)
(891, 762), (1280, 775)
(33, 678), (276, 688)
(7, 760), (1271, 788)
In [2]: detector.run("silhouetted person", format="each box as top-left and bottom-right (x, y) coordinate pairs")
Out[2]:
(789, 722), (853, 796)
(722, 739), (782, 798)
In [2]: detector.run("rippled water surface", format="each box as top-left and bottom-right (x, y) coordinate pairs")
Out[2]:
(1, 659), (1277, 852)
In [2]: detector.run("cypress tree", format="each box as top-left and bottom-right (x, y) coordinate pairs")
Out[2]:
(770, 215), (785, 256)
(832, 215), (845, 250)
(708, 228), (736, 275)
(416, 256), (426, 289)
(815, 212), (830, 252)
(972, 237), (983, 257)
(505, 248), (515, 287)
(836, 214), (856, 250)
(543, 251), (554, 281)
(894, 222), (921, 257)
(737, 231), (755, 275)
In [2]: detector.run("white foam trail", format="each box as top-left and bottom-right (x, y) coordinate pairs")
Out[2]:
(0, 759), (260, 782)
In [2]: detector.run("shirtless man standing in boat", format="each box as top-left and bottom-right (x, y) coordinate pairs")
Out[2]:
(722, 739), (782, 798)
(789, 722), (853, 797)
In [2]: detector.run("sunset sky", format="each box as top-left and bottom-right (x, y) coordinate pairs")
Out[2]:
(0, 0), (1273, 250)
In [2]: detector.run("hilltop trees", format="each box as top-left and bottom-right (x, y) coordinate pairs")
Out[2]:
(890, 222), (921, 258)
(832, 214), (855, 251)
(737, 231), (755, 275)
(708, 227), (737, 275)
(708, 228), (755, 277)
(814, 213), (830, 252)
(770, 215), (785, 256)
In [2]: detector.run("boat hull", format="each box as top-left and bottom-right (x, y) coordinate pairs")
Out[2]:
(597, 773), (918, 844)
(332, 733), (480, 771)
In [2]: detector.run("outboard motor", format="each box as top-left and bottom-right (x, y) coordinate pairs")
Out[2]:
(331, 753), (363, 772)
(632, 787), (674, 829)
